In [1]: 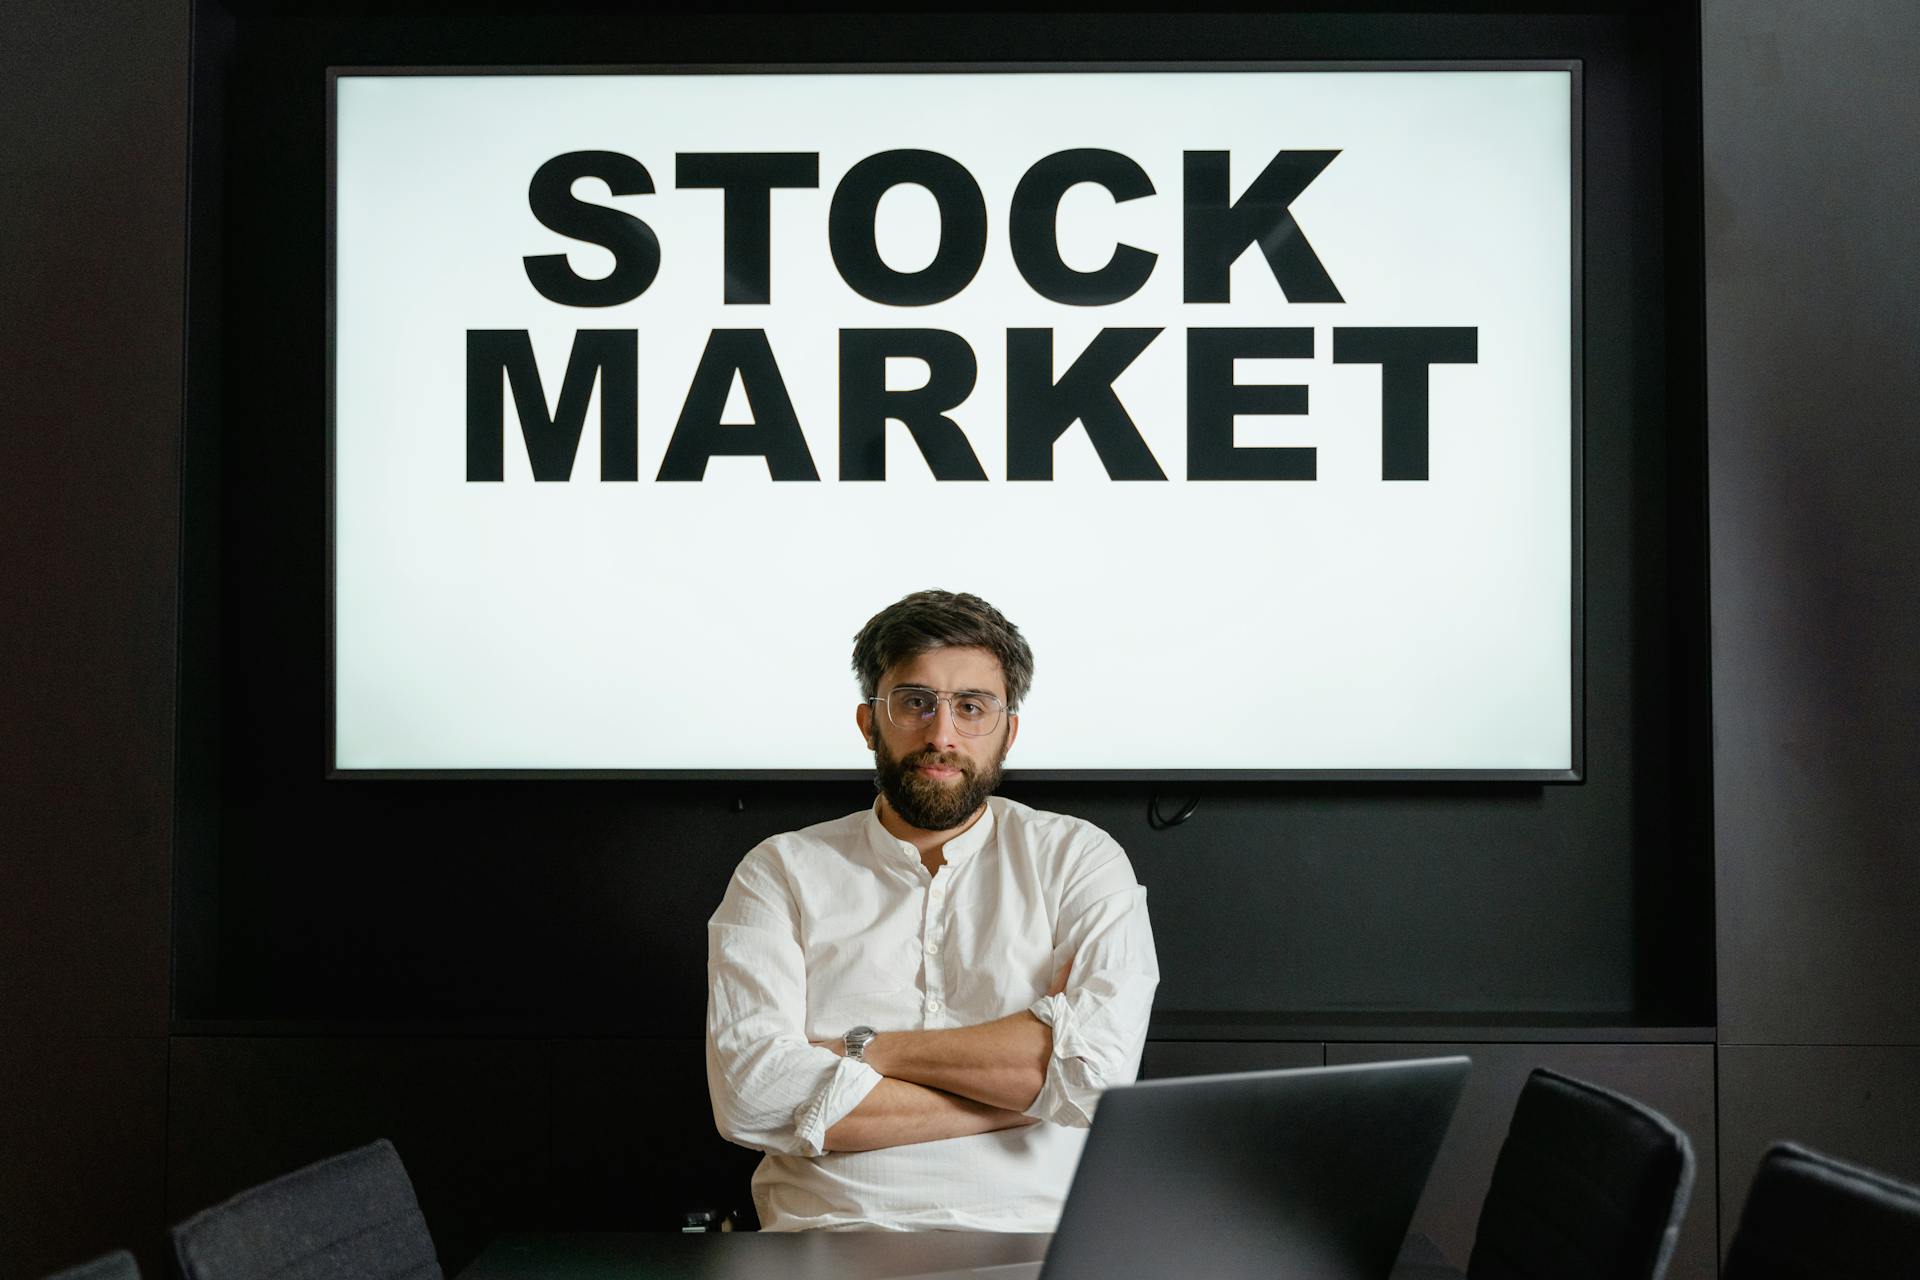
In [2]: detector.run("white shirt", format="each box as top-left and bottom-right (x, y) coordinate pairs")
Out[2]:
(706, 795), (1159, 1232)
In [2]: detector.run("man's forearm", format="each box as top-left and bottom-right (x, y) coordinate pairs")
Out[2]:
(823, 1078), (1036, 1152)
(862, 1011), (1053, 1113)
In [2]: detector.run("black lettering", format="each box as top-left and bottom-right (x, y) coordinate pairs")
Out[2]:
(465, 330), (637, 482)
(839, 330), (985, 481)
(1332, 327), (1479, 480)
(1006, 329), (1166, 481)
(523, 151), (661, 307)
(674, 153), (821, 304)
(828, 150), (987, 306)
(1183, 150), (1343, 304)
(1186, 328), (1315, 480)
(1009, 149), (1157, 306)
(657, 330), (820, 481)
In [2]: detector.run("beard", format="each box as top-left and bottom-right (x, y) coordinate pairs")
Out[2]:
(873, 734), (1008, 832)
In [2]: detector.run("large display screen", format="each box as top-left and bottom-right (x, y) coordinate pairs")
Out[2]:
(329, 65), (1580, 777)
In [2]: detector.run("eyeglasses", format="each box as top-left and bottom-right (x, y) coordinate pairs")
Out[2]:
(872, 686), (1008, 737)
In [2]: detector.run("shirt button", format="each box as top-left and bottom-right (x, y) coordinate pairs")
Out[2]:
(924, 941), (940, 956)
(925, 998), (942, 1014)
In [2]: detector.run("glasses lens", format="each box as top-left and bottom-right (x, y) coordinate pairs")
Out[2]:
(886, 688), (938, 725)
(883, 688), (1004, 736)
(949, 694), (1000, 735)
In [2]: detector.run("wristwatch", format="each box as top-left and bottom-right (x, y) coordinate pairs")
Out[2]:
(843, 1025), (878, 1063)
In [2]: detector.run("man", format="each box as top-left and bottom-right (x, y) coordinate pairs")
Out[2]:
(706, 589), (1159, 1232)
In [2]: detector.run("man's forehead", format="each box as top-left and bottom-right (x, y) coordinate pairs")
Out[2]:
(882, 645), (1007, 694)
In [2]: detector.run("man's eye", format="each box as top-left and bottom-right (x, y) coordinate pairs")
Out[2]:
(955, 698), (988, 719)
(898, 691), (937, 714)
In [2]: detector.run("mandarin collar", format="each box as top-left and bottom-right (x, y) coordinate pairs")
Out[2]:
(865, 797), (998, 872)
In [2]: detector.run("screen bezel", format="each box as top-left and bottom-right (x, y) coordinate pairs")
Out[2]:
(325, 60), (1585, 783)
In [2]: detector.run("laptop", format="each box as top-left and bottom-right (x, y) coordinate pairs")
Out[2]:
(889, 1056), (1470, 1280)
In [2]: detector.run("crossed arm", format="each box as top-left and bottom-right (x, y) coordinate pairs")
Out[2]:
(819, 1066), (1035, 1152)
(818, 967), (1066, 1152)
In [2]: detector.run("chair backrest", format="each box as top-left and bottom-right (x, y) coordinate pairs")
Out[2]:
(170, 1138), (442, 1280)
(1466, 1068), (1695, 1280)
(1723, 1141), (1920, 1280)
(43, 1249), (140, 1280)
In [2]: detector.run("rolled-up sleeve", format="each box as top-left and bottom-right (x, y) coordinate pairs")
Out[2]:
(1024, 838), (1159, 1127)
(707, 847), (883, 1157)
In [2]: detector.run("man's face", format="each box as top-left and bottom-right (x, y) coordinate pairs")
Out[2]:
(857, 646), (1020, 832)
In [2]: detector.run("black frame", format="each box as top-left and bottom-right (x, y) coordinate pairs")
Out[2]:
(325, 60), (1585, 784)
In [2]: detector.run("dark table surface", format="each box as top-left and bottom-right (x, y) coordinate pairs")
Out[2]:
(455, 1231), (1054, 1280)
(455, 1230), (1459, 1280)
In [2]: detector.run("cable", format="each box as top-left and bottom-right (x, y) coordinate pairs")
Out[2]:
(1147, 787), (1201, 830)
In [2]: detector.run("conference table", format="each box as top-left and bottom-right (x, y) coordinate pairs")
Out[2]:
(457, 1231), (1052, 1279)
(455, 1230), (1455, 1279)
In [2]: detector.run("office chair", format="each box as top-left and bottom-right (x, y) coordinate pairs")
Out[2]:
(42, 1250), (139, 1280)
(1723, 1141), (1920, 1279)
(169, 1137), (442, 1280)
(1465, 1068), (1694, 1280)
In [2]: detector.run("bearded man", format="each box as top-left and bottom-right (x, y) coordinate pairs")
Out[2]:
(705, 589), (1160, 1232)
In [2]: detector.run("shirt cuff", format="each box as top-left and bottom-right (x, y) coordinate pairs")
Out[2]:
(791, 1052), (885, 1157)
(1025, 993), (1101, 1127)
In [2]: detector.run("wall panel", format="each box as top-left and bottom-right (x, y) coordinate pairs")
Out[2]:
(0, 0), (186, 1036)
(1718, 1045), (1920, 1248)
(0, 1036), (169, 1277)
(167, 1037), (553, 1273)
(173, 6), (1711, 1036)
(1703, 0), (1920, 1048)
(1139, 1040), (1324, 1078)
(549, 1039), (764, 1231)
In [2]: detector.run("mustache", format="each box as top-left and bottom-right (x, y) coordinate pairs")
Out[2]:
(901, 748), (972, 771)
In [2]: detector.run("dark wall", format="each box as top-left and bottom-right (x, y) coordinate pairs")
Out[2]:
(1703, 0), (1920, 1233)
(0, 2), (188, 1274)
(0, 2), (1753, 1274)
(174, 6), (1713, 1034)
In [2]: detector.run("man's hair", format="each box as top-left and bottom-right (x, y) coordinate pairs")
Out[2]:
(852, 590), (1035, 712)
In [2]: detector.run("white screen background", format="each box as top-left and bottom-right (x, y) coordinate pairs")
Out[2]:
(332, 68), (1574, 773)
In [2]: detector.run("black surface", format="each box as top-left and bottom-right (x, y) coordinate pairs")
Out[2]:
(0, 1037), (170, 1279)
(173, 5), (1713, 1031)
(0, 0), (1740, 1273)
(1, 2), (187, 1276)
(1717, 1044), (1920, 1262)
(166, 1038), (553, 1274)
(1141, 1039), (1325, 1078)
(0, 0), (184, 1039)
(1704, 2), (1920, 1048)
(547, 1040), (764, 1233)
(458, 1232), (1051, 1280)
(455, 1229), (1482, 1280)
(1148, 1012), (1716, 1043)
(1327, 1043), (1717, 1280)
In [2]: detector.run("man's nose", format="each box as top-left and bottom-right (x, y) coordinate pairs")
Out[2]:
(922, 698), (963, 748)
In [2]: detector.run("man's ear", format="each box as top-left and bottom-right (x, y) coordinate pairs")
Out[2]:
(855, 700), (876, 750)
(1004, 711), (1019, 755)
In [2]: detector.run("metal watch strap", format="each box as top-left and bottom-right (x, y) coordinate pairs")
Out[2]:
(843, 1025), (878, 1063)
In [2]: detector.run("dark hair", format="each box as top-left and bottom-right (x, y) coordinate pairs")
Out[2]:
(852, 590), (1035, 711)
